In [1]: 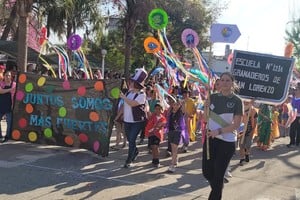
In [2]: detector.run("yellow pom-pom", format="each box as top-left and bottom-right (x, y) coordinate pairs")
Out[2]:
(284, 42), (294, 58)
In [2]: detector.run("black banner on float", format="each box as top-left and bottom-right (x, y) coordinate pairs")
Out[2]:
(12, 73), (121, 157)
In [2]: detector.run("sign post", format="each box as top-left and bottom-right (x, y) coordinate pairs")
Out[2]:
(231, 50), (294, 104)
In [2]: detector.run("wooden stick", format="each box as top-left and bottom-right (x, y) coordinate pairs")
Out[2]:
(205, 77), (211, 160)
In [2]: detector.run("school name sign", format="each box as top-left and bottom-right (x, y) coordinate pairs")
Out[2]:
(231, 50), (294, 104)
(12, 73), (121, 156)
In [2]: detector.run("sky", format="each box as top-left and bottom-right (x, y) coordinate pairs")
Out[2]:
(212, 0), (300, 57)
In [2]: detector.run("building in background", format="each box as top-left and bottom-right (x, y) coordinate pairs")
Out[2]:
(202, 44), (232, 75)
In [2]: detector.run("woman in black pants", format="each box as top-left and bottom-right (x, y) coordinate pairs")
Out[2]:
(202, 72), (243, 200)
(288, 86), (300, 147)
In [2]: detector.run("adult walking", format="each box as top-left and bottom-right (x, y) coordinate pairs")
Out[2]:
(0, 70), (16, 142)
(288, 85), (300, 147)
(202, 72), (243, 200)
(119, 68), (148, 168)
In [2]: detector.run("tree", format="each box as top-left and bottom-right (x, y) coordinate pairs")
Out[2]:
(104, 0), (227, 78)
(0, 1), (17, 40)
(38, 0), (103, 41)
(285, 19), (300, 59)
(17, 0), (33, 72)
(122, 0), (155, 78)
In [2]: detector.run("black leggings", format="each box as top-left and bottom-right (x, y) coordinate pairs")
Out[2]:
(202, 138), (235, 200)
(289, 117), (300, 146)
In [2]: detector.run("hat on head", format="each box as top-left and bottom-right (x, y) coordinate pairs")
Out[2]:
(0, 65), (6, 70)
(154, 102), (163, 109)
(130, 68), (148, 88)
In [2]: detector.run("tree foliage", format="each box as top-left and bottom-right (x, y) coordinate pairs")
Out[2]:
(285, 19), (300, 59)
(104, 0), (227, 75)
(0, 0), (228, 75)
(37, 0), (103, 41)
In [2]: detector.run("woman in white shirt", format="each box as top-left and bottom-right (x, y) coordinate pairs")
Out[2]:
(119, 68), (148, 168)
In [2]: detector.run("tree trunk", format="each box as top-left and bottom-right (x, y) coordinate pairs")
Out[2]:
(124, 25), (135, 79)
(123, 0), (138, 79)
(16, 0), (33, 72)
(17, 16), (28, 72)
(0, 3), (17, 40)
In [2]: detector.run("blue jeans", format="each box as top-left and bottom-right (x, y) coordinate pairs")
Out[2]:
(0, 112), (12, 139)
(124, 121), (145, 163)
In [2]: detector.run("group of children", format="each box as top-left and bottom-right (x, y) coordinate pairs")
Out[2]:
(113, 83), (196, 173)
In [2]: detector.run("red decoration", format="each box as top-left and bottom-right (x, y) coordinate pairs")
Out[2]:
(39, 26), (47, 45)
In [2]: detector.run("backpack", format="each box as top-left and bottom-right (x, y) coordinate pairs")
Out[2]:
(128, 92), (148, 122)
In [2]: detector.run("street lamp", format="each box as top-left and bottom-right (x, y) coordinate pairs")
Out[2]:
(101, 49), (107, 79)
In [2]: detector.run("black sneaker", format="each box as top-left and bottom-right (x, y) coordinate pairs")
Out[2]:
(123, 162), (132, 168)
(152, 163), (160, 168)
(287, 144), (295, 148)
(152, 158), (160, 167)
(245, 155), (250, 162)
(1, 137), (8, 143)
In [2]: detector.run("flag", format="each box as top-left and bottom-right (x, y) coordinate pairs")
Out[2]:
(210, 23), (241, 43)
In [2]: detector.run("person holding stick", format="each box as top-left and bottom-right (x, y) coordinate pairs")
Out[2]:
(202, 72), (243, 200)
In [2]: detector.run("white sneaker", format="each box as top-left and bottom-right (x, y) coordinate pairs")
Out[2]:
(168, 165), (176, 173)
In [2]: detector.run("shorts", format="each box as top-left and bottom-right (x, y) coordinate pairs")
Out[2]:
(148, 135), (160, 146)
(168, 130), (181, 145)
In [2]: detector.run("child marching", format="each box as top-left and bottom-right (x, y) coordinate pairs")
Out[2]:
(145, 103), (167, 168)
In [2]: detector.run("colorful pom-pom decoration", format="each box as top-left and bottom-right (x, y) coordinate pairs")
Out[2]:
(148, 8), (169, 30)
(144, 37), (161, 54)
(67, 34), (82, 50)
(181, 28), (199, 48)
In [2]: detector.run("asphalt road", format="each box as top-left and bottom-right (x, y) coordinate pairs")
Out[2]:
(0, 121), (300, 200)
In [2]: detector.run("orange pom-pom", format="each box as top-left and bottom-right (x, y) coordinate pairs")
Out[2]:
(284, 42), (294, 58)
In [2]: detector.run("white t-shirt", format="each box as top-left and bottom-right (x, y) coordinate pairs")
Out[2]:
(123, 91), (146, 123)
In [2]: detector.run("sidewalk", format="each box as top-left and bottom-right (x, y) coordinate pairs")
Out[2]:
(0, 121), (300, 200)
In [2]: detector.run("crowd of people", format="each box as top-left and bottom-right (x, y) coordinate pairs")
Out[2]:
(0, 62), (300, 199)
(111, 68), (300, 200)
